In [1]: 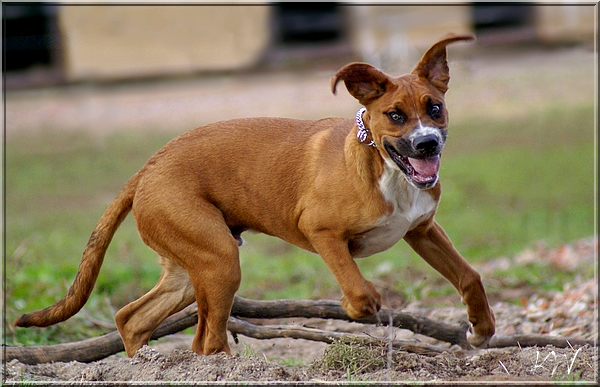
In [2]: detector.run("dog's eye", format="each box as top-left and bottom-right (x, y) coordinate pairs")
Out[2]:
(429, 103), (443, 118)
(387, 111), (405, 124)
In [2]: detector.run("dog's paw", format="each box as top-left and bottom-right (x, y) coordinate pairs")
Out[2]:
(340, 297), (369, 320)
(340, 281), (381, 320)
(466, 322), (494, 348)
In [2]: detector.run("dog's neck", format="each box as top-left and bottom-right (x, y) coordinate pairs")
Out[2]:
(344, 115), (385, 197)
(355, 108), (376, 148)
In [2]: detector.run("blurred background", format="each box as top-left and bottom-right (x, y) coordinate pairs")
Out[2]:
(3, 4), (596, 131)
(3, 4), (596, 85)
(3, 4), (597, 346)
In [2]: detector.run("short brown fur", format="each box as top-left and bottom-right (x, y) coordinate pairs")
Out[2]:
(15, 34), (495, 356)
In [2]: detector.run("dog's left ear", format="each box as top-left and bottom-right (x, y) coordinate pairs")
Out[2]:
(412, 33), (475, 93)
(331, 62), (395, 106)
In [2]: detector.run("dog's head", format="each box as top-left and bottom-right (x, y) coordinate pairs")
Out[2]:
(331, 34), (474, 190)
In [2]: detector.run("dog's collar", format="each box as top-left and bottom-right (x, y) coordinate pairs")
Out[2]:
(356, 108), (376, 148)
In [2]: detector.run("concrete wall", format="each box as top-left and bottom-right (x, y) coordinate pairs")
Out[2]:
(59, 5), (271, 81)
(345, 6), (473, 73)
(534, 5), (596, 44)
(56, 5), (595, 82)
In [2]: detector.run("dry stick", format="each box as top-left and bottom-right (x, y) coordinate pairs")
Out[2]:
(5, 297), (595, 364)
(227, 317), (448, 356)
(488, 334), (595, 349)
(4, 330), (125, 365)
(231, 297), (470, 347)
(3, 306), (199, 365)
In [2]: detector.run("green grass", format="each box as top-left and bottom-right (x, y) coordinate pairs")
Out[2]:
(4, 102), (595, 346)
(437, 142), (594, 260)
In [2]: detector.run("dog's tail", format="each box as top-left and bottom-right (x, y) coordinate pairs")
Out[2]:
(14, 172), (141, 328)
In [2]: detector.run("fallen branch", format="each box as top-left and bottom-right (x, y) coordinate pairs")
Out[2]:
(231, 297), (470, 347)
(3, 329), (125, 365)
(228, 317), (448, 356)
(488, 334), (596, 349)
(4, 297), (595, 364)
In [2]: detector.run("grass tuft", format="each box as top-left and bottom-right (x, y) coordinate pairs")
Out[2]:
(311, 337), (388, 378)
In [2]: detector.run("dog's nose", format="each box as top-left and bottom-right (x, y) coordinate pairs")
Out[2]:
(413, 134), (440, 154)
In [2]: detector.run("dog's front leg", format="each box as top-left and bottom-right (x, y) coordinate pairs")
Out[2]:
(404, 220), (495, 347)
(309, 233), (381, 319)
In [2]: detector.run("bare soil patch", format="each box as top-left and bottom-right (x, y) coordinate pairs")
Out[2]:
(4, 336), (596, 383)
(5, 247), (597, 383)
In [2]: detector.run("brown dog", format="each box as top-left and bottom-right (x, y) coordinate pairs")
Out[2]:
(15, 33), (495, 356)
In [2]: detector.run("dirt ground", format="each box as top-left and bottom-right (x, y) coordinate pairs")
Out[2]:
(4, 238), (597, 383)
(4, 344), (597, 383)
(4, 42), (597, 384)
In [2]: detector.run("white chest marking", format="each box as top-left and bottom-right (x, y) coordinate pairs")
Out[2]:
(353, 162), (437, 258)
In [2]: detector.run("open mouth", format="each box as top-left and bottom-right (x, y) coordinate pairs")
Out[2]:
(384, 144), (440, 189)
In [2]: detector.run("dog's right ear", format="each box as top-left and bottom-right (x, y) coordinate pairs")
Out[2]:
(331, 63), (394, 106)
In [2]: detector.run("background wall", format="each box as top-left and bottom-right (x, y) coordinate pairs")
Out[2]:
(3, 4), (596, 85)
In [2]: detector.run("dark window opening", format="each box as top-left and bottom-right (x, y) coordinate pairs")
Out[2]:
(472, 5), (534, 31)
(273, 4), (344, 45)
(3, 5), (61, 72)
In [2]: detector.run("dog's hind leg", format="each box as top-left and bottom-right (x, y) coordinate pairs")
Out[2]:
(115, 256), (196, 357)
(184, 226), (241, 355)
(127, 196), (242, 356)
(116, 227), (241, 357)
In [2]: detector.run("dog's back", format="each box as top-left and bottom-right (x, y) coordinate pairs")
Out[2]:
(132, 116), (354, 252)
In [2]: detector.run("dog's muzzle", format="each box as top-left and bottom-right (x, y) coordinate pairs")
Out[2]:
(383, 128), (446, 190)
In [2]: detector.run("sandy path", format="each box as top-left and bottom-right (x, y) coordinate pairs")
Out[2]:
(5, 45), (594, 138)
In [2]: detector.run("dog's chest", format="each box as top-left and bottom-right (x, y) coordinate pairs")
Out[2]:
(352, 166), (437, 258)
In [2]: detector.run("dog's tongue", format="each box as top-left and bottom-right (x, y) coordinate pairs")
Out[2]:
(408, 156), (440, 177)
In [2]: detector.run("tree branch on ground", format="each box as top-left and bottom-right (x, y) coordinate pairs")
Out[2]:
(5, 297), (595, 364)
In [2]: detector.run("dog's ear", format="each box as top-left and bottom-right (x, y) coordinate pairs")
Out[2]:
(331, 62), (394, 105)
(411, 33), (475, 93)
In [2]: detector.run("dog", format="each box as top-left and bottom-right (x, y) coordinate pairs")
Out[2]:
(15, 33), (495, 356)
